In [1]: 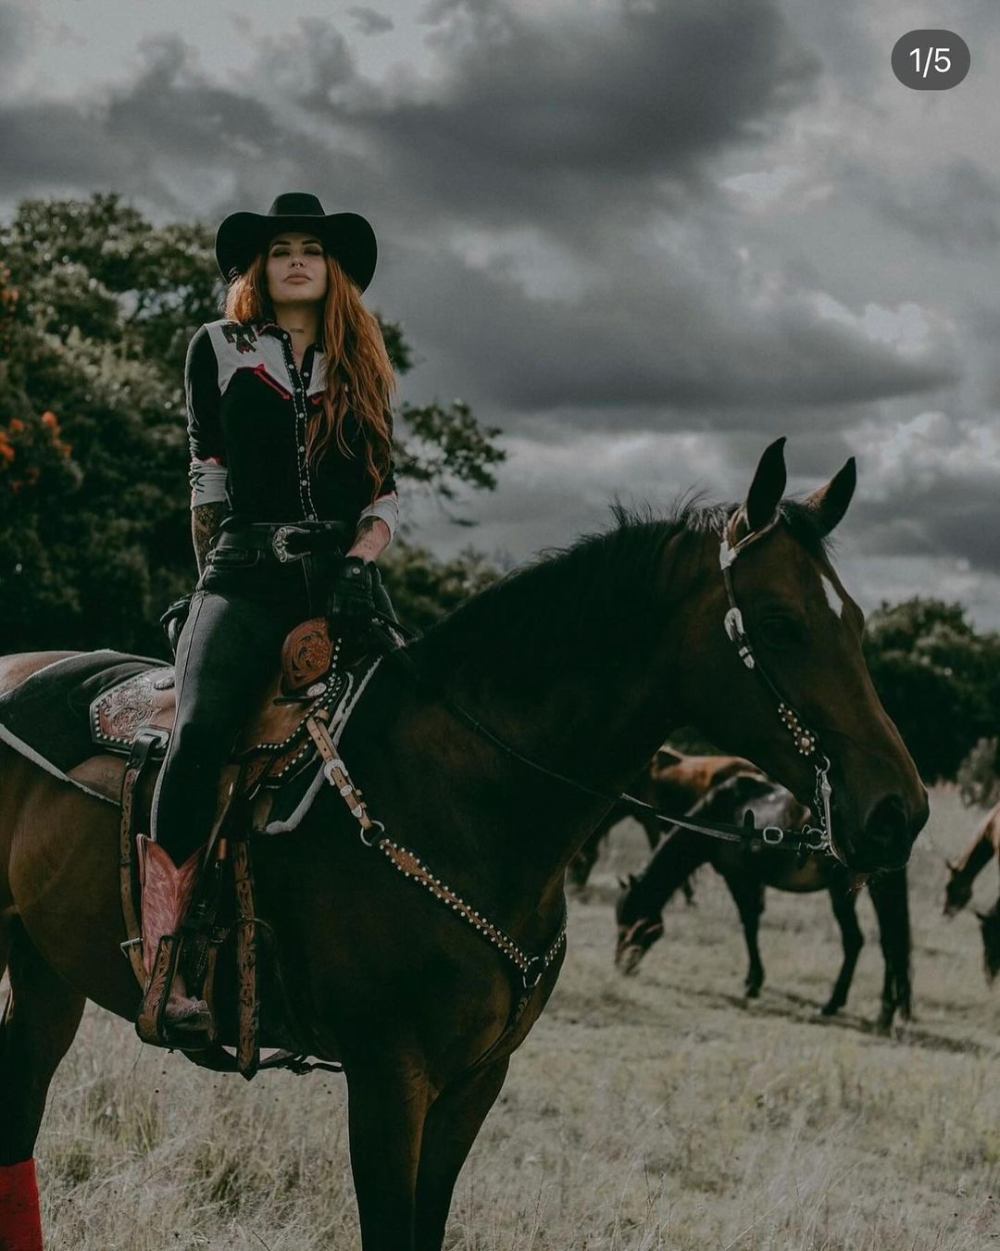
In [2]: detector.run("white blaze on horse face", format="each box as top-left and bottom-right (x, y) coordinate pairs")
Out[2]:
(821, 574), (844, 620)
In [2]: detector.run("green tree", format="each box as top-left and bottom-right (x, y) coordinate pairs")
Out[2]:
(0, 193), (505, 654)
(863, 597), (1000, 783)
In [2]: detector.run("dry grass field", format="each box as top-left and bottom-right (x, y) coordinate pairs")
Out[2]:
(13, 786), (1000, 1250)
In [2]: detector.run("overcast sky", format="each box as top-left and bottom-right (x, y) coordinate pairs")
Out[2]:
(3, 0), (999, 624)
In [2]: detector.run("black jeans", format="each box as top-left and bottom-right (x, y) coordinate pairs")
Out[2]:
(151, 547), (395, 862)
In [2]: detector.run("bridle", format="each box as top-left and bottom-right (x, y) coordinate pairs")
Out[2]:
(717, 511), (835, 857)
(370, 508), (838, 859)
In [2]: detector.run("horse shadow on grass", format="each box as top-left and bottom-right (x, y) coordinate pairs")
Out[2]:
(673, 982), (1000, 1058)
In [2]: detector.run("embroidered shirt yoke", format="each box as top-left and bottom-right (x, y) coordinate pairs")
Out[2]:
(185, 318), (398, 539)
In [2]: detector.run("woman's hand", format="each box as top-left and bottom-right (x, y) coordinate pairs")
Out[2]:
(326, 556), (377, 622)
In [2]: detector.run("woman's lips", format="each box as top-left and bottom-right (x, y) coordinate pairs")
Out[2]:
(286, 275), (311, 283)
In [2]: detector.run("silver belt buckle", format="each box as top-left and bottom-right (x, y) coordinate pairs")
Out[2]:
(271, 525), (309, 563)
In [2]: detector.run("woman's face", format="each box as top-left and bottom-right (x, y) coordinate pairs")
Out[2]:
(264, 231), (329, 306)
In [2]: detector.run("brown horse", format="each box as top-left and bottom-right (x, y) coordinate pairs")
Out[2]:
(567, 747), (761, 888)
(0, 440), (927, 1250)
(615, 773), (913, 1029)
(943, 800), (1000, 981)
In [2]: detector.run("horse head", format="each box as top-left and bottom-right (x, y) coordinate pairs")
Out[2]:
(671, 438), (927, 874)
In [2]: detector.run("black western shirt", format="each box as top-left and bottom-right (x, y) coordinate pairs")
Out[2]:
(184, 318), (398, 538)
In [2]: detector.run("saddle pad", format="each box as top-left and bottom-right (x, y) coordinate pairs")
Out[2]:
(0, 650), (164, 776)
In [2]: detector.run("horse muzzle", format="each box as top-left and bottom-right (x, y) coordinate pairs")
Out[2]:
(834, 789), (928, 873)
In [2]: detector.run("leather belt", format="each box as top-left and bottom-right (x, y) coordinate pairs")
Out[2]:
(215, 520), (351, 564)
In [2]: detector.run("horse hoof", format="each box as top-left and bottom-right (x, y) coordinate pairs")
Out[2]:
(819, 1001), (841, 1017)
(745, 985), (761, 1000)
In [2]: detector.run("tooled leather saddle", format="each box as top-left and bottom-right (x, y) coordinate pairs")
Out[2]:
(80, 617), (377, 830)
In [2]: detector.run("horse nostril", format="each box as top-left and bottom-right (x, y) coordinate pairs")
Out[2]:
(864, 794), (911, 851)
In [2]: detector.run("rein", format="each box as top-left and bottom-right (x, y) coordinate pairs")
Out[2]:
(293, 511), (836, 1055)
(369, 510), (836, 859)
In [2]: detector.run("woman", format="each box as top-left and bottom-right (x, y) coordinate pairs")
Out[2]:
(139, 192), (400, 1042)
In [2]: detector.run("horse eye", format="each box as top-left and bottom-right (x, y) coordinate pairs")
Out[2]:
(757, 616), (805, 649)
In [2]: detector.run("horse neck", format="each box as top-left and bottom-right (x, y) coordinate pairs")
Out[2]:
(634, 828), (710, 914)
(954, 817), (1000, 882)
(396, 529), (707, 890)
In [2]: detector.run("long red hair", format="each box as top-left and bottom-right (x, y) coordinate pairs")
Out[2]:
(224, 252), (396, 497)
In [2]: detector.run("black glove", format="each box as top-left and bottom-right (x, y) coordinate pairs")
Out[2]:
(326, 556), (377, 622)
(159, 594), (193, 656)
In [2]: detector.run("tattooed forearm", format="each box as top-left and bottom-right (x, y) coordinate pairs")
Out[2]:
(346, 515), (391, 564)
(192, 503), (228, 575)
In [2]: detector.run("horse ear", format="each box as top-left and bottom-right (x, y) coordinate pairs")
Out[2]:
(655, 747), (683, 769)
(744, 437), (787, 533)
(803, 457), (857, 537)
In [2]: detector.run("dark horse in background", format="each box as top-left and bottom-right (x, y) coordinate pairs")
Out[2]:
(943, 799), (1000, 982)
(615, 773), (913, 1030)
(567, 748), (760, 888)
(0, 440), (927, 1251)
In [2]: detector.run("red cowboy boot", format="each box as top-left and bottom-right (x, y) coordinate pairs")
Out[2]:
(136, 835), (212, 1033)
(0, 1158), (43, 1251)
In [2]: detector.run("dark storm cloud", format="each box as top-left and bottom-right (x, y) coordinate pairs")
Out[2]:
(837, 405), (1000, 576)
(346, 0), (821, 239)
(859, 487), (1000, 575)
(253, 19), (359, 111)
(0, 34), (323, 210)
(861, 158), (1000, 254)
(0, 0), (979, 584)
(386, 236), (958, 419)
(348, 7), (394, 35)
(0, 1), (26, 73)
(242, 0), (957, 416)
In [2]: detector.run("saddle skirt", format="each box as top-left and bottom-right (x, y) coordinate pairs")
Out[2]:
(89, 659), (351, 791)
(0, 622), (382, 831)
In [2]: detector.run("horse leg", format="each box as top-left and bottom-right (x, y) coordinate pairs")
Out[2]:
(821, 886), (864, 1016)
(0, 921), (85, 1250)
(345, 1049), (432, 1251)
(724, 875), (765, 998)
(413, 1058), (510, 1251)
(868, 868), (912, 1031)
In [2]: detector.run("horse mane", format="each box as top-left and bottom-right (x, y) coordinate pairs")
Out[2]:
(407, 497), (831, 687)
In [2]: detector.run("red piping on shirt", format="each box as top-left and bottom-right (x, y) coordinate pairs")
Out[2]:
(243, 362), (293, 401)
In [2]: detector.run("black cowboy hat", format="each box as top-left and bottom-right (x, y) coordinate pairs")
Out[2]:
(215, 192), (377, 291)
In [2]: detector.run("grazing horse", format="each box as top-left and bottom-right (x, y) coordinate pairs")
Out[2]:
(0, 440), (927, 1251)
(614, 773), (913, 1029)
(943, 802), (1000, 981)
(567, 748), (761, 888)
